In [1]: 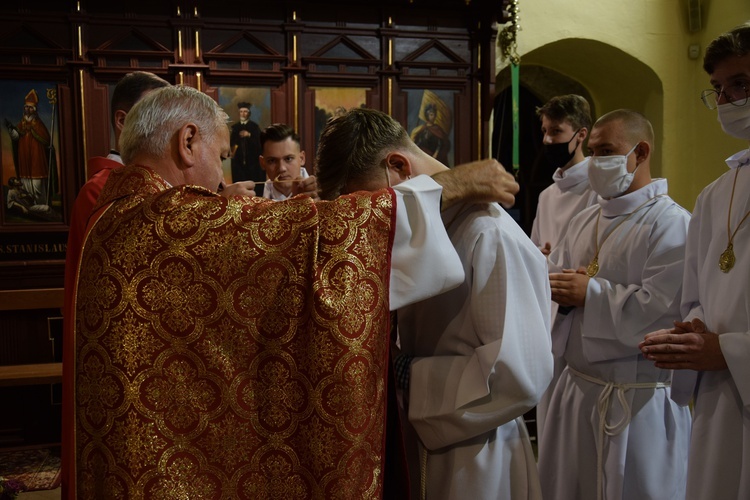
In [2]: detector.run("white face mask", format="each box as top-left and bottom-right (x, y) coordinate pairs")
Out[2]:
(718, 102), (750, 141)
(588, 143), (639, 199)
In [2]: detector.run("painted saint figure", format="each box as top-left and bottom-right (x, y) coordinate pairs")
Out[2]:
(229, 101), (263, 194)
(410, 96), (452, 167)
(5, 89), (57, 209)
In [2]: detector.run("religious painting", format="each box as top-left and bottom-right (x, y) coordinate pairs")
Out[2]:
(312, 87), (367, 152)
(0, 80), (63, 224)
(407, 89), (455, 167)
(216, 86), (272, 191)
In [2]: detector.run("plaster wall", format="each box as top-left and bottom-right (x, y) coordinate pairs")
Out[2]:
(496, 0), (750, 210)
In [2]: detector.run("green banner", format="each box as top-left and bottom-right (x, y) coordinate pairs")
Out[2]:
(511, 61), (520, 177)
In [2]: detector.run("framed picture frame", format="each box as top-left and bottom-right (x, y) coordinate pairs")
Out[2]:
(0, 79), (70, 270)
(406, 88), (456, 168)
(311, 86), (367, 152)
(216, 85), (272, 190)
(0, 80), (64, 225)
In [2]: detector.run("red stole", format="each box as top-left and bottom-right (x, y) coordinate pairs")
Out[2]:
(74, 165), (396, 498)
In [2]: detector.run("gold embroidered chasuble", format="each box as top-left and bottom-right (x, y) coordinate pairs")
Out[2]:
(74, 165), (396, 499)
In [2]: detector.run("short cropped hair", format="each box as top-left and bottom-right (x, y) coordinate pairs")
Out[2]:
(536, 94), (592, 131)
(594, 109), (654, 146)
(260, 123), (301, 149)
(110, 71), (170, 129)
(315, 108), (411, 200)
(120, 85), (229, 165)
(704, 22), (750, 74)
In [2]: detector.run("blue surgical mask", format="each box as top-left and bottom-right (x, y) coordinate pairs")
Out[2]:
(588, 143), (639, 198)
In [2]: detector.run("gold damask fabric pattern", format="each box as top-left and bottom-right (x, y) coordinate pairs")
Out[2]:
(75, 165), (396, 499)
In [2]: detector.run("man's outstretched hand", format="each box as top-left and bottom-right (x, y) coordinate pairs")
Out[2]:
(432, 159), (518, 210)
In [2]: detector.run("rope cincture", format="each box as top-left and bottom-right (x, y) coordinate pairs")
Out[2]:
(568, 367), (670, 500)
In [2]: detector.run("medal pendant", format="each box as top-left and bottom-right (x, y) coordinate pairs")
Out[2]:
(719, 243), (735, 273)
(586, 257), (599, 277)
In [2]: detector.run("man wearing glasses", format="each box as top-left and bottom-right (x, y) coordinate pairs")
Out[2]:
(640, 21), (750, 500)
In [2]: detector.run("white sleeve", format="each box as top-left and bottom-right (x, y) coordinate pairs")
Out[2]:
(681, 190), (750, 409)
(680, 194), (705, 324)
(389, 175), (464, 310)
(408, 223), (553, 450)
(530, 213), (541, 248)
(582, 206), (689, 362)
(671, 201), (704, 406)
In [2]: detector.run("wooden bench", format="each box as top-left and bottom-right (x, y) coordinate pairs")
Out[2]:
(0, 288), (64, 386)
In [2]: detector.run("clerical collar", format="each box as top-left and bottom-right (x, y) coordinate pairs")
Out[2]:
(598, 178), (667, 218)
(725, 148), (750, 170)
(553, 157), (591, 191)
(106, 150), (123, 165)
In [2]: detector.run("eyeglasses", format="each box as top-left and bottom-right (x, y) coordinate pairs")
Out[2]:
(700, 84), (749, 110)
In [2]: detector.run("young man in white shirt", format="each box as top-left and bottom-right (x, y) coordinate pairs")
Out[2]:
(259, 123), (318, 201)
(532, 94), (597, 255)
(539, 109), (692, 500)
(531, 94), (599, 442)
(640, 22), (750, 500)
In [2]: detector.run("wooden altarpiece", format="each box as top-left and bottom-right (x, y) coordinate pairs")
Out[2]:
(0, 0), (504, 454)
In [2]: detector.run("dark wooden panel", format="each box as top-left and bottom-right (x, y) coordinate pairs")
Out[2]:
(0, 363), (62, 386)
(0, 0), (498, 293)
(0, 309), (60, 365)
(0, 288), (63, 311)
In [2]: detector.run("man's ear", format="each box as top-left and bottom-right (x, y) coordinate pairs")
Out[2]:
(113, 109), (128, 137)
(299, 150), (306, 167)
(578, 127), (588, 141)
(635, 141), (651, 164)
(177, 123), (199, 168)
(259, 155), (267, 172)
(385, 152), (413, 179)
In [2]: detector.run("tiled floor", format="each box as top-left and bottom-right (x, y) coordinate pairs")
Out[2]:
(18, 487), (60, 499)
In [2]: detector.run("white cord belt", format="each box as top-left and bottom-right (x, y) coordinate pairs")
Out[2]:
(567, 367), (670, 500)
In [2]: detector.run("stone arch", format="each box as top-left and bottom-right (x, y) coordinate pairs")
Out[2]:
(492, 38), (664, 232)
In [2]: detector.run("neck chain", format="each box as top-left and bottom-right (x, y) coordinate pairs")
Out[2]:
(719, 166), (750, 273)
(586, 195), (664, 277)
